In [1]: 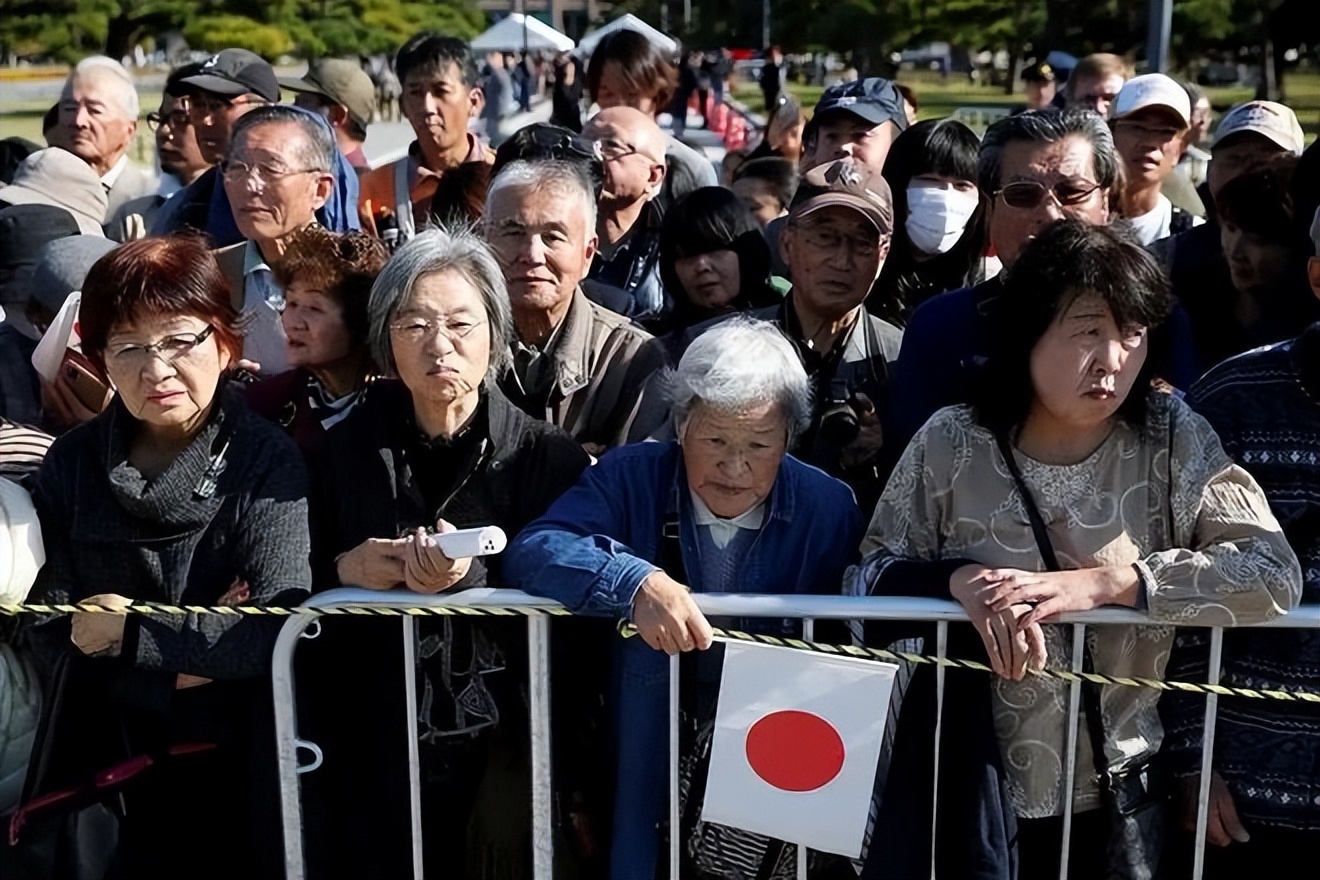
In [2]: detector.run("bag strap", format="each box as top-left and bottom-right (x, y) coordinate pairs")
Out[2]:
(994, 431), (1117, 800)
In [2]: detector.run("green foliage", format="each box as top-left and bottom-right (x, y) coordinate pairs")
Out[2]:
(183, 14), (294, 58)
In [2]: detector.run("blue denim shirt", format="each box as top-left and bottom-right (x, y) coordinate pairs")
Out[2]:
(506, 440), (863, 878)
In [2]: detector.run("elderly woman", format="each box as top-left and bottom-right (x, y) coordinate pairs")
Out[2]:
(303, 227), (590, 879)
(507, 318), (864, 879)
(245, 227), (387, 451)
(851, 220), (1301, 880)
(22, 236), (312, 879)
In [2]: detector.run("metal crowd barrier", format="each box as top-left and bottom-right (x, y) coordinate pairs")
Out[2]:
(270, 589), (1320, 880)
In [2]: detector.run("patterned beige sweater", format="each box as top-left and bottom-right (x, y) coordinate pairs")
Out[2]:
(856, 391), (1301, 818)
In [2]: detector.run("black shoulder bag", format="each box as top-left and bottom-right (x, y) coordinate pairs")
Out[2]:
(994, 433), (1166, 880)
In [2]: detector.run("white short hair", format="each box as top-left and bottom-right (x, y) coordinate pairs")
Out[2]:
(484, 159), (597, 232)
(67, 56), (140, 119)
(670, 317), (811, 444)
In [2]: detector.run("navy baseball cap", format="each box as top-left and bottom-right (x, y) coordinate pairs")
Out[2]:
(813, 77), (909, 130)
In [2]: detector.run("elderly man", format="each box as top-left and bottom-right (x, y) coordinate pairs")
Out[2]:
(1110, 73), (1202, 244)
(359, 34), (493, 241)
(749, 158), (903, 511)
(280, 58), (377, 173)
(215, 105), (336, 376)
(583, 106), (668, 320)
(507, 318), (863, 880)
(108, 62), (211, 240)
(58, 56), (157, 218)
(483, 159), (666, 451)
(1166, 206), (1320, 876)
(152, 48), (278, 238)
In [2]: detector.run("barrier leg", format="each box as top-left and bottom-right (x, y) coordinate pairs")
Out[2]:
(403, 616), (424, 880)
(528, 614), (554, 879)
(1059, 625), (1086, 880)
(931, 621), (948, 875)
(1191, 628), (1225, 880)
(273, 614), (318, 880)
(669, 652), (681, 880)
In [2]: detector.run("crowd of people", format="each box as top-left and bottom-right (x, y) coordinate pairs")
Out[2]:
(0, 27), (1319, 880)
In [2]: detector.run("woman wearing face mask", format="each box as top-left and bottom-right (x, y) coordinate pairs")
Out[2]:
(870, 118), (989, 326)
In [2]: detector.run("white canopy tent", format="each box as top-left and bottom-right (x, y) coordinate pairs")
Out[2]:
(470, 14), (575, 53)
(576, 13), (677, 56)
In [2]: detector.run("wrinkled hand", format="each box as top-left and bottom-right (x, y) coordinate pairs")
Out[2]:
(632, 571), (714, 655)
(70, 593), (133, 658)
(949, 565), (1047, 680)
(839, 393), (885, 469)
(1181, 773), (1250, 847)
(981, 565), (1142, 629)
(337, 538), (409, 590)
(40, 374), (101, 433)
(402, 520), (472, 594)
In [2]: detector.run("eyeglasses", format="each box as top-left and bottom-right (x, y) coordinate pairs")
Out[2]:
(795, 224), (884, 257)
(994, 179), (1103, 210)
(388, 317), (485, 345)
(221, 159), (322, 187)
(107, 326), (215, 369)
(147, 110), (191, 131)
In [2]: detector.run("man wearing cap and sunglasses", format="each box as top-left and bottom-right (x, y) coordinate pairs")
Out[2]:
(888, 108), (1201, 453)
(280, 59), (378, 175)
(151, 49), (278, 238)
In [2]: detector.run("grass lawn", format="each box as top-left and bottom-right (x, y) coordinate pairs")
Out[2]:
(732, 68), (1320, 143)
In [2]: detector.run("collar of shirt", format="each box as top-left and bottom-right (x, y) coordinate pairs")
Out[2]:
(101, 154), (130, 190)
(689, 489), (766, 550)
(243, 239), (272, 277)
(157, 172), (184, 200)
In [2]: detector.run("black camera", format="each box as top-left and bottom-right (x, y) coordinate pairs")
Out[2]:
(817, 378), (860, 447)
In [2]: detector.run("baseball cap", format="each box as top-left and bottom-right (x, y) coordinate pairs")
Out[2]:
(789, 158), (894, 234)
(813, 78), (908, 130)
(182, 49), (280, 102)
(279, 59), (377, 130)
(0, 149), (107, 236)
(1022, 61), (1057, 84)
(1213, 100), (1305, 155)
(1112, 73), (1190, 126)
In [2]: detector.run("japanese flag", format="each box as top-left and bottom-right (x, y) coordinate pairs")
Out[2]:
(700, 641), (898, 857)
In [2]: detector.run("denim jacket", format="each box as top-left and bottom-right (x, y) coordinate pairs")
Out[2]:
(506, 440), (863, 878)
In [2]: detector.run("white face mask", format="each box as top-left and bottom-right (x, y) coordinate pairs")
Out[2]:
(905, 183), (980, 256)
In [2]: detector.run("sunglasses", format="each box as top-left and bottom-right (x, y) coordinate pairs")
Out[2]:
(994, 179), (1103, 210)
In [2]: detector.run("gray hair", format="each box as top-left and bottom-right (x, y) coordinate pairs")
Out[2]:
(979, 109), (1118, 196)
(484, 159), (598, 232)
(367, 227), (514, 378)
(669, 318), (811, 444)
(66, 56), (139, 119)
(228, 105), (337, 174)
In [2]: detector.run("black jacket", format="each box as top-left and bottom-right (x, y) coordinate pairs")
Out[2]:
(300, 380), (591, 880)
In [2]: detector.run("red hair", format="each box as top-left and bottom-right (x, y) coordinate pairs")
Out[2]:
(78, 236), (242, 372)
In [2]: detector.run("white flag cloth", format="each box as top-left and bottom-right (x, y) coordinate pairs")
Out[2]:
(700, 641), (898, 857)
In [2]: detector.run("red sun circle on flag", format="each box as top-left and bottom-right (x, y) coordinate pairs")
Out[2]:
(744, 709), (846, 792)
